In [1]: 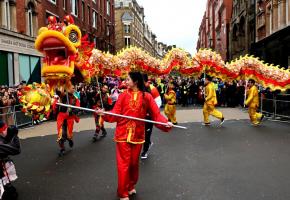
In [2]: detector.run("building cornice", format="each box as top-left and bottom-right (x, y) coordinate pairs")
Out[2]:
(0, 28), (36, 42)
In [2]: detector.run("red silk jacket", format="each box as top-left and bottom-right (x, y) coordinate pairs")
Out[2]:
(103, 89), (170, 144)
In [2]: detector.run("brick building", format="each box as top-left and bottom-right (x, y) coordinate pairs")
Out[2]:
(0, 0), (43, 86)
(39, 0), (115, 53)
(229, 0), (255, 60)
(114, 0), (145, 52)
(114, 0), (168, 58)
(253, 0), (290, 68)
(196, 0), (232, 61)
(0, 0), (115, 86)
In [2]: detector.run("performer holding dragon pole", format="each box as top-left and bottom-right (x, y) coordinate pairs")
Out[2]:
(53, 85), (80, 155)
(92, 84), (112, 141)
(164, 82), (177, 125)
(203, 76), (225, 126)
(95, 71), (173, 200)
(245, 79), (264, 125)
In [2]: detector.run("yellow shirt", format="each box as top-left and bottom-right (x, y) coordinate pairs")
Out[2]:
(205, 82), (218, 105)
(164, 90), (176, 105)
(245, 85), (259, 107)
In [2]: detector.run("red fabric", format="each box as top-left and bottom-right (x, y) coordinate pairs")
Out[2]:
(102, 89), (170, 143)
(0, 124), (7, 133)
(56, 97), (80, 141)
(149, 85), (160, 99)
(57, 113), (75, 140)
(116, 142), (142, 198)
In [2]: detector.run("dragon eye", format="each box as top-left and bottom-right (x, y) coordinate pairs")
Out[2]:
(69, 30), (78, 43)
(64, 25), (82, 47)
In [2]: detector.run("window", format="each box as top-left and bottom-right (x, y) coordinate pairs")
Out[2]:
(87, 6), (90, 25)
(92, 10), (97, 28)
(45, 12), (59, 23)
(94, 37), (97, 48)
(19, 55), (41, 84)
(124, 37), (131, 46)
(106, 23), (110, 36)
(4, 0), (10, 30)
(124, 24), (130, 33)
(71, 0), (79, 16)
(49, 0), (56, 4)
(63, 0), (66, 10)
(106, 0), (111, 16)
(82, 1), (85, 21)
(27, 4), (33, 36)
(0, 51), (14, 86)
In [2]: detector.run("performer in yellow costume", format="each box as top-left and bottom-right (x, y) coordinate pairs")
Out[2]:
(203, 76), (224, 126)
(164, 83), (177, 124)
(245, 79), (264, 125)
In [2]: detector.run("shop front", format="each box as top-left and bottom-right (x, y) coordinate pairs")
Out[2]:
(0, 29), (42, 86)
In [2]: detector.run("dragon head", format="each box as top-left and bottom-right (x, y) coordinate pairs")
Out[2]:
(35, 15), (94, 88)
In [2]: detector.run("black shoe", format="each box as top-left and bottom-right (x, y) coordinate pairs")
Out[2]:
(68, 139), (74, 148)
(141, 152), (148, 160)
(100, 130), (107, 137)
(58, 148), (65, 156)
(220, 117), (225, 126)
(260, 114), (265, 122)
(173, 122), (178, 125)
(92, 133), (100, 142)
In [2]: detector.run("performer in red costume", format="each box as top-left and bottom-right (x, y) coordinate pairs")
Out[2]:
(92, 84), (112, 141)
(53, 85), (80, 155)
(96, 71), (173, 200)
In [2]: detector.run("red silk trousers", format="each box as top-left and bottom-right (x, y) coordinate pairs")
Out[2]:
(116, 142), (142, 198)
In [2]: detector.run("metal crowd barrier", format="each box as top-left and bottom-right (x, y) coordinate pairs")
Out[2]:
(0, 105), (33, 127)
(261, 94), (290, 121)
(0, 106), (15, 126)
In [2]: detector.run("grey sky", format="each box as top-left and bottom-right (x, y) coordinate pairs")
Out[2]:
(137, 0), (207, 55)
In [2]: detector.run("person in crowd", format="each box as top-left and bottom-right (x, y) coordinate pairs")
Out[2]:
(111, 84), (121, 107)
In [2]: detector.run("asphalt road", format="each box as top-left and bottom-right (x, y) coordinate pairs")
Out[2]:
(12, 119), (290, 200)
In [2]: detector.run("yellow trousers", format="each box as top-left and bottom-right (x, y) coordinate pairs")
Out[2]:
(203, 104), (223, 123)
(164, 104), (177, 123)
(248, 106), (262, 125)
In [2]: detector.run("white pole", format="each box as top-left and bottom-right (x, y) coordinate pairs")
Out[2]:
(56, 102), (187, 129)
(244, 80), (248, 108)
(96, 76), (104, 109)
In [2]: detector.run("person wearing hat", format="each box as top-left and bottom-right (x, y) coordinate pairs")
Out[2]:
(245, 79), (264, 125)
(164, 83), (177, 125)
(203, 76), (224, 126)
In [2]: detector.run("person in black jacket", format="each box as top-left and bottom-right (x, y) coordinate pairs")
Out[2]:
(0, 121), (21, 200)
(0, 122), (20, 157)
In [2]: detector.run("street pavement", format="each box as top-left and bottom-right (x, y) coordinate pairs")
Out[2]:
(12, 109), (290, 200)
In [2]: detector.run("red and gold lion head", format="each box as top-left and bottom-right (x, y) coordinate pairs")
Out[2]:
(35, 15), (94, 89)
